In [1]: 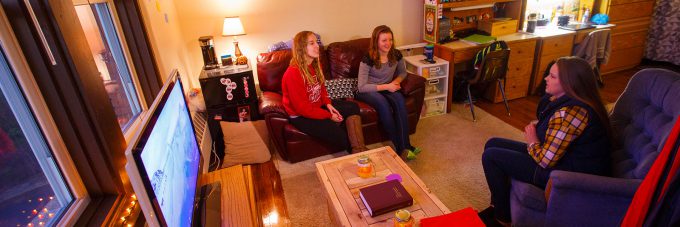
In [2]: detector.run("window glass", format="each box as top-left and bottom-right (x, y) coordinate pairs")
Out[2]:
(0, 49), (73, 227)
(75, 3), (141, 131)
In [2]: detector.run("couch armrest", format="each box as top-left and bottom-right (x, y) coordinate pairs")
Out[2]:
(258, 91), (290, 159)
(544, 170), (642, 226)
(259, 91), (288, 117)
(400, 73), (426, 96)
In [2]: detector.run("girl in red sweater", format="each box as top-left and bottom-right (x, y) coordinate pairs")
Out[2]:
(282, 31), (366, 153)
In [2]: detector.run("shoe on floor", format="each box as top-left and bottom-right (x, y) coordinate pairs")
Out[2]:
(410, 147), (422, 155)
(399, 150), (417, 161)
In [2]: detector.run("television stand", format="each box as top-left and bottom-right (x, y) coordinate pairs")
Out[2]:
(194, 182), (222, 227)
(198, 164), (257, 226)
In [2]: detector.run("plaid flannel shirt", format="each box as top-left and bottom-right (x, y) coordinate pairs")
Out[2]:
(528, 106), (590, 168)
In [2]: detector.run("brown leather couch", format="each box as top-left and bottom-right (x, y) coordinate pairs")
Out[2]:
(257, 38), (426, 163)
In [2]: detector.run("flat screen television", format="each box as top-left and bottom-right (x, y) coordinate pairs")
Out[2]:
(125, 70), (217, 227)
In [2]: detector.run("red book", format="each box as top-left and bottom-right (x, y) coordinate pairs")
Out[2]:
(359, 180), (413, 217)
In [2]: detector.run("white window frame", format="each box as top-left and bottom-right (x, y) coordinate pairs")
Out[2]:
(0, 5), (89, 226)
(73, 0), (149, 139)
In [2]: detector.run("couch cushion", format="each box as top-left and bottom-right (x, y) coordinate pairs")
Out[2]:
(511, 179), (547, 211)
(609, 68), (680, 179)
(326, 38), (370, 79)
(350, 99), (378, 124)
(257, 50), (292, 93)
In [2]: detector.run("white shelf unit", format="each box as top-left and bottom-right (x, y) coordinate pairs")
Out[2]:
(404, 55), (449, 118)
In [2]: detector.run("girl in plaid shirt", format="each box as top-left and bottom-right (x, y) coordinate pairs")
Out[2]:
(479, 57), (613, 226)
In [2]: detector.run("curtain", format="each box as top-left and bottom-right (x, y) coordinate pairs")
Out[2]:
(645, 0), (680, 65)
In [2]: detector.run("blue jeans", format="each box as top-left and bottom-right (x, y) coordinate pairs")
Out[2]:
(481, 137), (552, 223)
(356, 91), (412, 154)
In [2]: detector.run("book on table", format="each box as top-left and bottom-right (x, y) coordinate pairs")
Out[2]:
(461, 34), (497, 45)
(359, 180), (414, 217)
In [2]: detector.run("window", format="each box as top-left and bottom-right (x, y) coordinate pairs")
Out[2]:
(0, 49), (73, 226)
(1, 0), (162, 225)
(75, 2), (142, 131)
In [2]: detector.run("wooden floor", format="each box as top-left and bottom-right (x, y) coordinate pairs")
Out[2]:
(247, 66), (647, 226)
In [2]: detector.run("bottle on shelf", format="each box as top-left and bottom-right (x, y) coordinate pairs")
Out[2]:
(581, 7), (590, 24)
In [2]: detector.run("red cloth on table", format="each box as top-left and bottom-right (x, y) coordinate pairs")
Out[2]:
(420, 207), (485, 227)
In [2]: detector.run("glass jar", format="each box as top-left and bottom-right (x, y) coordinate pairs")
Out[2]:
(357, 156), (374, 178)
(394, 209), (414, 227)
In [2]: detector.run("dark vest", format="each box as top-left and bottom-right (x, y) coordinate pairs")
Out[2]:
(535, 95), (610, 176)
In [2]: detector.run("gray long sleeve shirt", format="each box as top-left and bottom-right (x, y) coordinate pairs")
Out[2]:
(357, 55), (407, 93)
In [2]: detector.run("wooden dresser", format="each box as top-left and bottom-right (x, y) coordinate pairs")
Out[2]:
(436, 33), (537, 104)
(596, 0), (655, 73)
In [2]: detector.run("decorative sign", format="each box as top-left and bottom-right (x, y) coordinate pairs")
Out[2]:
(424, 4), (437, 43)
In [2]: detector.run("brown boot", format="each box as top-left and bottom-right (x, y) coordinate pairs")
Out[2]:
(345, 115), (368, 153)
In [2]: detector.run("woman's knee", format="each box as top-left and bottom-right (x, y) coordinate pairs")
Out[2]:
(484, 137), (505, 150)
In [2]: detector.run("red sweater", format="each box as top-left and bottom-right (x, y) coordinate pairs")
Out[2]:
(282, 64), (332, 119)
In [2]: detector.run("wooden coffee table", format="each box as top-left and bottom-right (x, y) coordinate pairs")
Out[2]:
(316, 146), (450, 226)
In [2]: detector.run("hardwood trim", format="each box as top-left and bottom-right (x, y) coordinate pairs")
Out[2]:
(0, 3), (92, 225)
(1, 0), (127, 224)
(113, 0), (161, 106)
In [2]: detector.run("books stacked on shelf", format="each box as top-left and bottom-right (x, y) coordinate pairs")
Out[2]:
(461, 34), (497, 45)
(359, 180), (414, 217)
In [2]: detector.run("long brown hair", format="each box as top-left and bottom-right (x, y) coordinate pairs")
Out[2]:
(369, 25), (398, 69)
(290, 31), (325, 85)
(555, 57), (612, 140)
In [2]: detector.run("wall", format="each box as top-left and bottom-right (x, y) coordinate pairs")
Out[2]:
(137, 0), (195, 88)
(170, 0), (423, 87)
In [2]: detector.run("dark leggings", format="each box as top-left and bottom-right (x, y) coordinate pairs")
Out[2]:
(481, 137), (552, 223)
(288, 99), (360, 150)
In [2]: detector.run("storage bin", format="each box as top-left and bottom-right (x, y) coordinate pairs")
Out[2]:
(424, 78), (447, 98)
(421, 97), (446, 118)
(404, 55), (448, 79)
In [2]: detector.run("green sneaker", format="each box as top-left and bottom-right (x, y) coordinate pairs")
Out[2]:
(411, 147), (422, 155)
(406, 150), (417, 160)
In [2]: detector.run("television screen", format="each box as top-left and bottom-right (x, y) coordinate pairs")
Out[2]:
(126, 71), (201, 227)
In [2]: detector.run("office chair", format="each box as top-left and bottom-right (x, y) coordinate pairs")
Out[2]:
(463, 49), (511, 122)
(573, 29), (611, 88)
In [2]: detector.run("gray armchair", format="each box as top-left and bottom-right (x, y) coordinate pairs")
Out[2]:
(510, 68), (680, 226)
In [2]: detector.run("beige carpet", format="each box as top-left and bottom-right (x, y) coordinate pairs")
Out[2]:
(274, 104), (524, 226)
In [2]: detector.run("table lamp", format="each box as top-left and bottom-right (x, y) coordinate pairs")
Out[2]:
(222, 17), (247, 65)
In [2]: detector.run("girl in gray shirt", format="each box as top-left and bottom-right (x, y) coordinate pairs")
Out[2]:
(356, 25), (422, 160)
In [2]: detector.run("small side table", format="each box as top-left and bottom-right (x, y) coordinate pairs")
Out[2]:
(199, 66), (259, 160)
(404, 55), (450, 117)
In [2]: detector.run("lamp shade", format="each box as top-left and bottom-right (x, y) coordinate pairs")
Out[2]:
(222, 17), (245, 36)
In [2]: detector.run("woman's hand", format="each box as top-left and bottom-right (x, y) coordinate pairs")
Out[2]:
(383, 83), (401, 92)
(327, 104), (343, 122)
(524, 121), (539, 144)
(330, 113), (343, 122)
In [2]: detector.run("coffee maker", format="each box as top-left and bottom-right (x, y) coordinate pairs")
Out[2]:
(199, 36), (219, 70)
